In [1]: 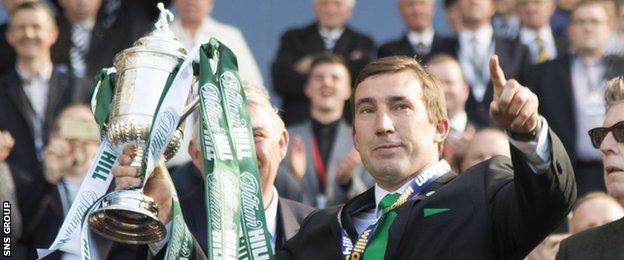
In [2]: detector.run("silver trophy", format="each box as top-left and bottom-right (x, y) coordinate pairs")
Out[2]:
(88, 3), (196, 244)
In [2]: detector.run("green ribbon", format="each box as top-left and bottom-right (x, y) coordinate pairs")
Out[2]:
(197, 39), (274, 259)
(91, 68), (116, 135)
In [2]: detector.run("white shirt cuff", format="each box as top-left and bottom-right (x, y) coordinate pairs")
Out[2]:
(507, 117), (552, 173)
(148, 221), (173, 256)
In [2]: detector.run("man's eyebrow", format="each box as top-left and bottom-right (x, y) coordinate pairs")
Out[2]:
(355, 97), (374, 108)
(387, 96), (409, 103)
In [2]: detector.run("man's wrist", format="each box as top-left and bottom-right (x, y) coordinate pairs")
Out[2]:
(509, 120), (542, 142)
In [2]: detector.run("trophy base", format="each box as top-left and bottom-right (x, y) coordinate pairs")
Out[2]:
(88, 190), (166, 245)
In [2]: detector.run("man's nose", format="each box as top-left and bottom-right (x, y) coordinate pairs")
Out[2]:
(600, 132), (620, 155)
(374, 110), (395, 136)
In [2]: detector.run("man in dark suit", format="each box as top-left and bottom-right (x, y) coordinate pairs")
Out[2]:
(277, 54), (374, 208)
(524, 0), (624, 196)
(377, 0), (457, 62)
(0, 2), (89, 184)
(278, 55), (576, 259)
(454, 0), (531, 127)
(109, 83), (315, 259)
(271, 0), (374, 126)
(51, 0), (166, 81)
(516, 0), (568, 64)
(555, 77), (624, 260)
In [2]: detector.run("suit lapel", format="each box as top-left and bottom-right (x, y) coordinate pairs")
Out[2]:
(384, 172), (457, 260)
(400, 35), (416, 56)
(307, 24), (327, 54)
(44, 68), (69, 143)
(341, 188), (375, 242)
(326, 121), (352, 185)
(277, 198), (299, 241)
(4, 71), (35, 135)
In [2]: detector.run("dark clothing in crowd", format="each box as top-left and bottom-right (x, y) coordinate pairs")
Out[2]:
(0, 66), (89, 181)
(377, 32), (457, 63)
(551, 8), (571, 40)
(525, 54), (624, 195)
(278, 130), (576, 259)
(311, 118), (339, 166)
(271, 22), (374, 126)
(0, 24), (15, 76)
(455, 35), (531, 128)
(556, 217), (624, 259)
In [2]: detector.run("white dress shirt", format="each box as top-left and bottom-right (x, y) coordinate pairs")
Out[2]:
(458, 26), (495, 102)
(406, 28), (435, 54)
(353, 117), (552, 235)
(319, 27), (345, 51)
(16, 63), (52, 161)
(519, 26), (558, 63)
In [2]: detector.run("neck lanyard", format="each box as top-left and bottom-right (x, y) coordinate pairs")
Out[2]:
(338, 160), (451, 260)
(311, 135), (328, 191)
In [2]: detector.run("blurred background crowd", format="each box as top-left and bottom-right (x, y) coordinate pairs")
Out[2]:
(0, 0), (622, 259)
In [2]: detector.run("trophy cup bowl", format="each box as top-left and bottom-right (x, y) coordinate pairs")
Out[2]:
(88, 5), (192, 244)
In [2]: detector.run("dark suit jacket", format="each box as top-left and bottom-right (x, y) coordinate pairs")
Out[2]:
(107, 162), (315, 259)
(51, 0), (164, 80)
(523, 54), (624, 164)
(12, 165), (63, 260)
(271, 22), (374, 126)
(278, 129), (576, 259)
(0, 23), (15, 76)
(377, 33), (458, 62)
(0, 66), (89, 179)
(453, 35), (532, 128)
(556, 217), (624, 260)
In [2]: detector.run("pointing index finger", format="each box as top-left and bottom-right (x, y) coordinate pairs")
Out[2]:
(489, 55), (507, 99)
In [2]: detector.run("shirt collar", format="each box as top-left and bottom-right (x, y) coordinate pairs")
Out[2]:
(74, 18), (96, 30)
(373, 160), (449, 216)
(406, 28), (434, 46)
(519, 26), (553, 45)
(459, 25), (494, 45)
(319, 27), (345, 40)
(449, 111), (468, 134)
(16, 62), (53, 83)
(265, 186), (279, 244)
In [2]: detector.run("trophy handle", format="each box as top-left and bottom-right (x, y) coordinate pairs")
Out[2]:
(178, 97), (199, 128)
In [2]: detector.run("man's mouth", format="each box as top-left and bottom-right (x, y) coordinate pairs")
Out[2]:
(374, 143), (403, 151)
(606, 166), (624, 175)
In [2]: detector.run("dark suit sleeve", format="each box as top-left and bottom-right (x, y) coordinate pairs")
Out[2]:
(346, 36), (375, 82)
(111, 235), (208, 260)
(555, 238), (570, 260)
(271, 31), (308, 99)
(489, 129), (576, 259)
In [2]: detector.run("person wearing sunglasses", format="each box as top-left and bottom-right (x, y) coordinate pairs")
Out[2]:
(557, 76), (624, 260)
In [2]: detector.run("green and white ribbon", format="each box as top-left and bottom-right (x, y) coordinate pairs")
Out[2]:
(37, 68), (120, 259)
(196, 39), (273, 260)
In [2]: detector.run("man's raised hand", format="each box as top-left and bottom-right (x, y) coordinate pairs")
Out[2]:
(489, 55), (540, 134)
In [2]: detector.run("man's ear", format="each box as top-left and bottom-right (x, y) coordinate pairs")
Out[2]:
(435, 119), (450, 144)
(279, 128), (289, 159)
(352, 127), (360, 152)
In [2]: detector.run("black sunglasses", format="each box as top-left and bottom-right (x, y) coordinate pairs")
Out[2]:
(588, 121), (624, 149)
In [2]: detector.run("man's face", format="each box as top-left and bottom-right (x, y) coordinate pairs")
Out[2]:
(59, 0), (102, 23)
(426, 61), (469, 117)
(518, 0), (555, 29)
(567, 4), (611, 54)
(250, 105), (288, 192)
(353, 71), (448, 190)
(57, 106), (101, 176)
(175, 0), (213, 22)
(461, 129), (510, 171)
(305, 62), (351, 113)
(601, 103), (624, 203)
(315, 0), (353, 29)
(6, 8), (58, 59)
(494, 0), (517, 16)
(571, 197), (624, 233)
(398, 0), (435, 32)
(458, 0), (495, 26)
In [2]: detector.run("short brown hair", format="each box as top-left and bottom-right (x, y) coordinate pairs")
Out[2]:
(308, 53), (350, 81)
(571, 0), (612, 22)
(9, 1), (57, 28)
(351, 56), (448, 124)
(605, 76), (624, 110)
(573, 191), (623, 211)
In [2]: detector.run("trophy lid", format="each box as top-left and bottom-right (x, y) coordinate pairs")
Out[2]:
(117, 3), (187, 61)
